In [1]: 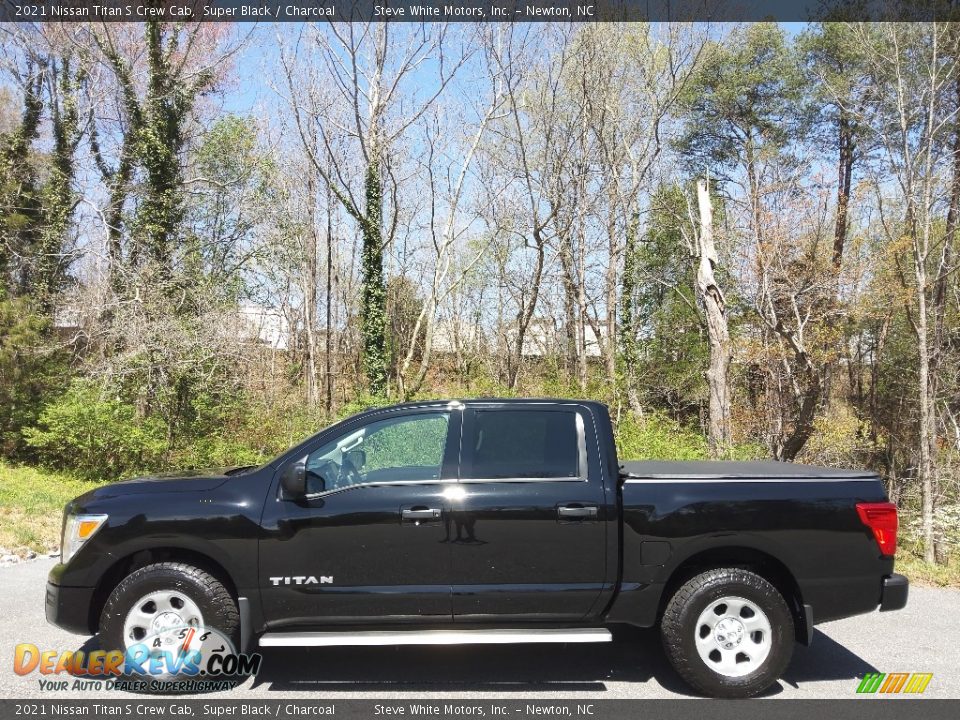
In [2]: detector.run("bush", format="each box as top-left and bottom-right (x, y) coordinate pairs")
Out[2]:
(796, 404), (877, 469)
(23, 382), (168, 479)
(615, 410), (709, 460)
(0, 298), (69, 458)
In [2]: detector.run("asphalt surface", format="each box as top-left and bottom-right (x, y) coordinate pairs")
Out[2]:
(1, 557), (957, 700)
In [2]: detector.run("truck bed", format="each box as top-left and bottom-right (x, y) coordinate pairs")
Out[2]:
(620, 459), (877, 480)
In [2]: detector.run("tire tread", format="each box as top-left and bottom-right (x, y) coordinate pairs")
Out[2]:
(660, 567), (793, 698)
(100, 561), (239, 648)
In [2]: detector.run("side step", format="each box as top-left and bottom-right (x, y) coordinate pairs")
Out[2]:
(259, 628), (612, 647)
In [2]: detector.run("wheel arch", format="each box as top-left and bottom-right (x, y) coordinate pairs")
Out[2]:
(658, 545), (809, 645)
(89, 546), (238, 634)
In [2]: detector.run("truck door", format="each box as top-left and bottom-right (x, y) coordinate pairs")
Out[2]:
(258, 408), (459, 627)
(450, 404), (614, 621)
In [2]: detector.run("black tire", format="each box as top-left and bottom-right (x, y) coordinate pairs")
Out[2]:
(99, 562), (240, 691)
(660, 568), (794, 698)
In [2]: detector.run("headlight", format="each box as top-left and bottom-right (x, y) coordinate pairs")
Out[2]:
(61, 514), (108, 564)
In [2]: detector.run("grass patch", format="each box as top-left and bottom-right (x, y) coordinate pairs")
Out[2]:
(0, 462), (109, 556)
(895, 547), (960, 588)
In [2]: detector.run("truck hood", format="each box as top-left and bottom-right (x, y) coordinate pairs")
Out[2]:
(78, 469), (233, 501)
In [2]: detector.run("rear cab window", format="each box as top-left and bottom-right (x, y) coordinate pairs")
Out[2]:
(461, 407), (587, 480)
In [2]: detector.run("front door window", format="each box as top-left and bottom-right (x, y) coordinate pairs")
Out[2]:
(305, 412), (450, 494)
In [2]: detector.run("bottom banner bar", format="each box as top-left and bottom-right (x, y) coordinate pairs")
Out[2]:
(1, 699), (958, 720)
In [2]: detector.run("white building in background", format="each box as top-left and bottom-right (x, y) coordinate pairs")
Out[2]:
(53, 299), (292, 351)
(431, 316), (609, 359)
(236, 302), (291, 350)
(505, 317), (609, 358)
(432, 319), (484, 355)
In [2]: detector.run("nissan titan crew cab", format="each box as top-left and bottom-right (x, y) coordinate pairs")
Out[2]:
(46, 399), (908, 697)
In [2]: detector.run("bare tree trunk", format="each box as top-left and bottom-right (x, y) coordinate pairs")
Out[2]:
(576, 222), (588, 392)
(604, 210), (618, 387)
(916, 263), (936, 564)
(559, 241), (578, 381)
(508, 231), (546, 390)
(325, 185), (334, 414)
(619, 211), (642, 415)
(928, 70), (960, 564)
(695, 179), (732, 457)
(304, 176), (319, 407)
(833, 112), (854, 269)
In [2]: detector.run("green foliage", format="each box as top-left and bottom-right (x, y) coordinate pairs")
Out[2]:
(0, 461), (109, 554)
(677, 23), (805, 175)
(183, 114), (273, 302)
(0, 298), (69, 458)
(614, 408), (764, 461)
(895, 543), (960, 588)
(361, 162), (389, 397)
(0, 56), (82, 308)
(23, 381), (168, 479)
(796, 404), (878, 469)
(615, 411), (709, 460)
(625, 186), (709, 420)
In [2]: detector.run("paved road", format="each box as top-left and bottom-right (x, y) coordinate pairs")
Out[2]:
(1, 558), (957, 700)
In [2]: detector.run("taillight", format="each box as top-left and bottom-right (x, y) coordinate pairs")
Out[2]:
(856, 502), (898, 556)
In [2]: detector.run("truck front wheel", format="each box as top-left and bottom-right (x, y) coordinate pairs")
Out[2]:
(660, 568), (794, 698)
(99, 562), (240, 659)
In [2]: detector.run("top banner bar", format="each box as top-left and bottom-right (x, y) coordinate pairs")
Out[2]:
(3, 0), (960, 23)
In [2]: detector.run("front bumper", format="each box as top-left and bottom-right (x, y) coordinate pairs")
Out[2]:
(879, 573), (909, 612)
(45, 579), (95, 634)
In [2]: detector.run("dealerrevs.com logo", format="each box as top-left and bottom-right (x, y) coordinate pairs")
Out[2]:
(13, 625), (262, 693)
(856, 672), (934, 695)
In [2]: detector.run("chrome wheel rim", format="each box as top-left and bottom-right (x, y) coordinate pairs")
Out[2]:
(122, 590), (204, 651)
(694, 595), (772, 678)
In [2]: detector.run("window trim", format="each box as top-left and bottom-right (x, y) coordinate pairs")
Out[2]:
(303, 477), (457, 501)
(459, 406), (588, 483)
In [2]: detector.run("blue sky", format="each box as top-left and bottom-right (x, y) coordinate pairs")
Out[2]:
(219, 21), (812, 117)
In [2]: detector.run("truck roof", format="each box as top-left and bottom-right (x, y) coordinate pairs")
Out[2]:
(620, 460), (877, 480)
(367, 397), (606, 408)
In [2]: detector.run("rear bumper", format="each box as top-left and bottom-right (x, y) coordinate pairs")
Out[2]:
(45, 579), (95, 635)
(879, 573), (909, 612)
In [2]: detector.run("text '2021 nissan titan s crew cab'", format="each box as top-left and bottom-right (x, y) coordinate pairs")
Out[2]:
(46, 399), (908, 697)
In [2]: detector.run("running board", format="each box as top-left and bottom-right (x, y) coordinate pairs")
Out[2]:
(258, 628), (612, 647)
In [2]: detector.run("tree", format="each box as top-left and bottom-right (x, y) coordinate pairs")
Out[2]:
(627, 185), (708, 423)
(800, 23), (873, 270)
(853, 22), (960, 563)
(693, 179), (732, 456)
(281, 24), (468, 397)
(678, 23), (829, 461)
(0, 38), (83, 310)
(91, 22), (221, 286)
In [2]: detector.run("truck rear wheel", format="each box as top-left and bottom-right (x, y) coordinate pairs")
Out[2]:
(99, 562), (240, 666)
(660, 567), (794, 698)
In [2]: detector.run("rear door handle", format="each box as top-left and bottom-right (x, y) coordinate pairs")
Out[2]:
(558, 505), (598, 520)
(401, 507), (442, 524)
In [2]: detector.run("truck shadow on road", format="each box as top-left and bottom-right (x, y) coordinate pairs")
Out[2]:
(245, 627), (878, 697)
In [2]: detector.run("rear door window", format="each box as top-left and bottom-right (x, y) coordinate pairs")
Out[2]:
(462, 409), (582, 480)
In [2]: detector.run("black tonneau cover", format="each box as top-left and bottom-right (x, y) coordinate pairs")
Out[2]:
(619, 460), (877, 480)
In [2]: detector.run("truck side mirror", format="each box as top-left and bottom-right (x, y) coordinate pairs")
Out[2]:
(280, 456), (307, 498)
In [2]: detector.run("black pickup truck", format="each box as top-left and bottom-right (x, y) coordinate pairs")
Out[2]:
(46, 399), (907, 697)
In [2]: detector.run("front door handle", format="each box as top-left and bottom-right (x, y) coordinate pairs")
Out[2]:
(401, 507), (442, 524)
(558, 505), (598, 520)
